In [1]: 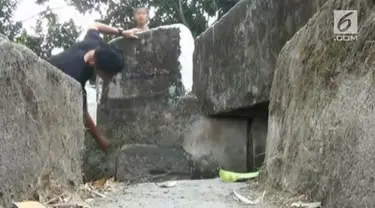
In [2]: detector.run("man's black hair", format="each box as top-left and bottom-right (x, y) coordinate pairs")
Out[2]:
(94, 44), (125, 75)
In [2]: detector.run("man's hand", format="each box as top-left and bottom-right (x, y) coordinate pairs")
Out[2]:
(97, 137), (111, 152)
(122, 28), (142, 39)
(86, 113), (111, 152)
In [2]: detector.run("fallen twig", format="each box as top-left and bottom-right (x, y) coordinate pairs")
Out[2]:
(261, 190), (267, 203)
(233, 189), (260, 205)
(86, 184), (113, 200)
(291, 201), (322, 208)
(49, 203), (85, 208)
(44, 193), (68, 205)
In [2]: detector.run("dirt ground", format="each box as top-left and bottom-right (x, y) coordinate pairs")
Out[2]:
(88, 178), (283, 208)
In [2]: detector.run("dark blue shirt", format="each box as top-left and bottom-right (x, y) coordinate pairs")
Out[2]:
(48, 29), (104, 111)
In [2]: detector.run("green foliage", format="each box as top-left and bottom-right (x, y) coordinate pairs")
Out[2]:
(1, 0), (239, 58)
(65, 0), (240, 37)
(17, 6), (81, 58)
(216, 0), (239, 18)
(0, 0), (22, 40)
(32, 9), (80, 58)
(1, 0), (80, 58)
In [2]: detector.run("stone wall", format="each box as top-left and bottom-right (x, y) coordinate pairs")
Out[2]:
(190, 0), (327, 173)
(193, 0), (327, 116)
(0, 35), (84, 206)
(265, 0), (375, 206)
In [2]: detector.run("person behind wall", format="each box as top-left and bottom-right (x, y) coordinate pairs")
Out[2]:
(133, 7), (150, 31)
(48, 22), (141, 152)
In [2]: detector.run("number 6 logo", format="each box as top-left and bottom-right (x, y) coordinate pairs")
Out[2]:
(334, 10), (358, 35)
(338, 12), (353, 32)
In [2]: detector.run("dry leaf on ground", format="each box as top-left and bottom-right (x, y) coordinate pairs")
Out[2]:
(233, 189), (260, 205)
(291, 201), (322, 208)
(92, 178), (106, 188)
(157, 181), (177, 188)
(13, 201), (46, 208)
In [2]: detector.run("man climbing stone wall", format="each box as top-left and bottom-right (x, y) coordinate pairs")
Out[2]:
(0, 35), (84, 206)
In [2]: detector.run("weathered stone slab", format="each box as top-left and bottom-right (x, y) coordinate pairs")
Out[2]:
(183, 117), (248, 178)
(0, 35), (84, 206)
(265, 0), (375, 207)
(115, 144), (190, 182)
(193, 0), (327, 115)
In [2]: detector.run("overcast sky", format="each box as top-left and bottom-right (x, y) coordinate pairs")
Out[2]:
(14, 0), (215, 32)
(14, 0), (216, 54)
(14, 0), (105, 54)
(14, 0), (102, 33)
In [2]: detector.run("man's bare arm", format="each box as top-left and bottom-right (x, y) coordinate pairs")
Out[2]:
(88, 22), (121, 35)
(86, 111), (110, 152)
(88, 22), (140, 38)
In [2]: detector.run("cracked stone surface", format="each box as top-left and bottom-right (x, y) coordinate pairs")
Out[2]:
(0, 34), (84, 206)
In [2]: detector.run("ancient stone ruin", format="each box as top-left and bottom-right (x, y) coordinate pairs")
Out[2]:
(2, 0), (375, 206)
(82, 0), (328, 184)
(0, 34), (84, 206)
(265, 0), (375, 207)
(192, 0), (327, 174)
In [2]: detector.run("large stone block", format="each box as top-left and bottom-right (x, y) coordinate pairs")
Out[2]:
(193, 0), (327, 116)
(0, 36), (84, 206)
(265, 0), (375, 207)
(183, 117), (248, 178)
(115, 144), (190, 182)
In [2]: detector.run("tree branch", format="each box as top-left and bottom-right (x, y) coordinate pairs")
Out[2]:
(19, 5), (72, 22)
(177, 0), (189, 27)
